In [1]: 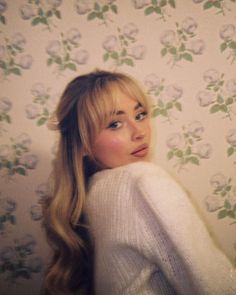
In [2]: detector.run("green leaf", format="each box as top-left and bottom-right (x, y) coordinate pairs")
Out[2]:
(229, 41), (236, 49)
(226, 97), (234, 105)
(166, 102), (173, 109)
(213, 1), (221, 8)
(227, 146), (235, 157)
(160, 109), (168, 116)
(169, 47), (177, 55)
(220, 42), (227, 52)
(111, 5), (118, 14)
(9, 215), (16, 225)
(152, 0), (158, 5)
(145, 6), (155, 15)
(224, 199), (231, 209)
(123, 58), (134, 66)
(87, 12), (97, 20)
(220, 104), (228, 113)
(154, 6), (162, 14)
(218, 209), (228, 219)
(66, 63), (76, 71)
(111, 52), (119, 60)
(32, 17), (41, 26)
(103, 52), (109, 62)
(210, 104), (220, 113)
(227, 210), (235, 218)
(94, 2), (100, 11)
(185, 146), (192, 155)
(37, 117), (47, 126)
(11, 68), (21, 76)
(167, 150), (174, 160)
(189, 156), (199, 165)
(15, 167), (26, 176)
(175, 102), (182, 111)
(46, 10), (53, 17)
(160, 0), (167, 7)
(152, 108), (160, 117)
(179, 43), (185, 52)
(203, 1), (213, 9)
(181, 53), (193, 62)
(0, 15), (6, 25)
(168, 0), (176, 8)
(175, 149), (183, 158)
(161, 47), (168, 56)
(54, 10), (61, 19)
(217, 94), (224, 103)
(47, 58), (53, 66)
(102, 5), (109, 12)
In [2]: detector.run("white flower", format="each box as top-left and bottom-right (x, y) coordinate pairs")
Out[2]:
(19, 4), (35, 20)
(144, 74), (161, 90)
(103, 35), (118, 52)
(25, 104), (40, 119)
(30, 205), (43, 221)
(0, 197), (17, 213)
(132, 0), (150, 9)
(193, 143), (212, 159)
(166, 133), (184, 149)
(0, 247), (17, 263)
(0, 45), (6, 60)
(165, 84), (183, 100)
(31, 83), (48, 97)
(35, 183), (51, 201)
(16, 133), (31, 149)
(123, 23), (139, 39)
(20, 153), (38, 169)
(204, 195), (224, 212)
(18, 54), (33, 69)
(0, 144), (10, 160)
(46, 0), (62, 8)
(210, 172), (227, 189)
(26, 256), (43, 272)
(73, 49), (89, 64)
(75, 0), (92, 14)
(219, 24), (235, 41)
(226, 79), (236, 95)
(46, 40), (61, 56)
(203, 68), (220, 83)
(196, 90), (214, 107)
(160, 30), (176, 46)
(66, 28), (81, 45)
(11, 33), (26, 48)
(130, 45), (146, 60)
(15, 234), (36, 254)
(182, 17), (198, 34)
(187, 121), (204, 137)
(189, 39), (205, 55)
(0, 0), (7, 14)
(0, 97), (12, 112)
(226, 129), (236, 145)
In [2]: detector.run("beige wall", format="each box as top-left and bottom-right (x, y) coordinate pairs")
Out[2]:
(0, 1), (236, 294)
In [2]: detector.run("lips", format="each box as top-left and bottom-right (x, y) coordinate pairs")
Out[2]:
(131, 144), (149, 158)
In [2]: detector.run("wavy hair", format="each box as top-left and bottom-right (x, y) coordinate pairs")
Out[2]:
(43, 70), (150, 295)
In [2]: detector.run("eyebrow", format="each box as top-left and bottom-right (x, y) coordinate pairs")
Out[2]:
(115, 102), (143, 116)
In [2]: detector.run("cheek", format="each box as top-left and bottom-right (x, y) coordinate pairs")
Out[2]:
(93, 133), (126, 155)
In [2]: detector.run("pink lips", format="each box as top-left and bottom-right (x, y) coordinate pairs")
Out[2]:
(131, 144), (149, 158)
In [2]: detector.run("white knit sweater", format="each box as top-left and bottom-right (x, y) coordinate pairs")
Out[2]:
(85, 162), (236, 295)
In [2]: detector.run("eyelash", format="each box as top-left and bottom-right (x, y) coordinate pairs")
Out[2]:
(107, 111), (148, 130)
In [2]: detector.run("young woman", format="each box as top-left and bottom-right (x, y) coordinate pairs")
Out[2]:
(43, 70), (236, 295)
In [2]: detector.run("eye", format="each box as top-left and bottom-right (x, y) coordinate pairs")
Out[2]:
(135, 111), (148, 121)
(107, 121), (122, 130)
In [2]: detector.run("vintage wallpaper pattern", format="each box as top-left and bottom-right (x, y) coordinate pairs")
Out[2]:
(0, 0), (236, 294)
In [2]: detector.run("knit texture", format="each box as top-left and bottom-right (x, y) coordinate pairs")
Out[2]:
(85, 162), (236, 295)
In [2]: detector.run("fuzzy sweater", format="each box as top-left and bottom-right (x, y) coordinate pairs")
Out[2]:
(85, 162), (236, 295)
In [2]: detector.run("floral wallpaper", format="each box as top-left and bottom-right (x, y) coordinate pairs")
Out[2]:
(0, 0), (236, 294)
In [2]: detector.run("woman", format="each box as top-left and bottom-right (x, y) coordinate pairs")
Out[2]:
(43, 70), (236, 295)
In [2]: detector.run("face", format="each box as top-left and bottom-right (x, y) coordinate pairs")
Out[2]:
(91, 88), (151, 169)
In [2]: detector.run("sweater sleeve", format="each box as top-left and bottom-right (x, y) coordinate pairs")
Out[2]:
(130, 162), (236, 295)
(86, 162), (236, 295)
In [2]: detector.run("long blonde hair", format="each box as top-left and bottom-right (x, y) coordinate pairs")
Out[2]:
(43, 70), (150, 295)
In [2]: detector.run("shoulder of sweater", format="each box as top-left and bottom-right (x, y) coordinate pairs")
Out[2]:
(89, 161), (175, 190)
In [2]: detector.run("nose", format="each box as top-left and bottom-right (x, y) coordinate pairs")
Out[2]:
(130, 122), (145, 141)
